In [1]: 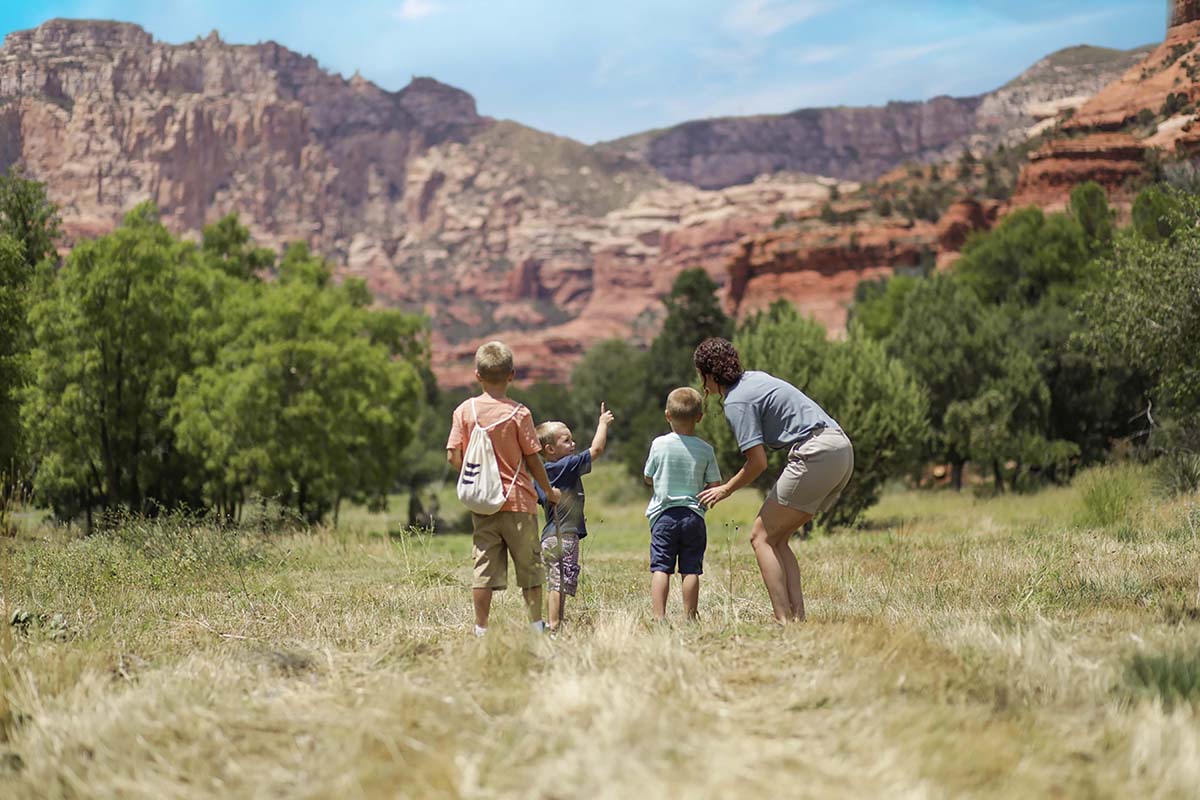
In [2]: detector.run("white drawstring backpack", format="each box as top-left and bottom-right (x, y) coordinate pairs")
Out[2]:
(456, 398), (524, 515)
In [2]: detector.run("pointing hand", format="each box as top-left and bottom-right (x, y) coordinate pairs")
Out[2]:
(599, 401), (615, 427)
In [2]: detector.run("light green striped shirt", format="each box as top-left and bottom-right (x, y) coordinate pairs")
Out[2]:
(643, 433), (721, 524)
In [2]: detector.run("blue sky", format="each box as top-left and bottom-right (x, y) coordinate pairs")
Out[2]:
(0, 1), (1167, 142)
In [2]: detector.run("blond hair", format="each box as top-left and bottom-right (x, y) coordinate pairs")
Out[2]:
(536, 421), (570, 451)
(665, 387), (703, 422)
(475, 340), (514, 383)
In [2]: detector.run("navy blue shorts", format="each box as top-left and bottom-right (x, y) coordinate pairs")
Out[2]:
(650, 507), (707, 575)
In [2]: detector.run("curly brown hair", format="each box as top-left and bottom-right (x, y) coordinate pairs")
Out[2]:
(693, 337), (743, 387)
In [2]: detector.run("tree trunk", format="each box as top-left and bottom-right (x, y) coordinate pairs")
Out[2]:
(951, 459), (966, 491)
(992, 461), (1005, 493)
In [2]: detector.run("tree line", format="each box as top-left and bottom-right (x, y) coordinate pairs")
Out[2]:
(0, 173), (427, 529)
(3, 170), (1196, 531)
(511, 179), (1199, 526)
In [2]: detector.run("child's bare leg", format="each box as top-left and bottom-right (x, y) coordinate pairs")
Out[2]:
(522, 586), (543, 624)
(547, 590), (563, 629)
(651, 571), (671, 619)
(473, 588), (493, 628)
(681, 574), (700, 620)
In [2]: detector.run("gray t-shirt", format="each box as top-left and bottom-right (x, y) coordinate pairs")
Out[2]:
(722, 371), (839, 452)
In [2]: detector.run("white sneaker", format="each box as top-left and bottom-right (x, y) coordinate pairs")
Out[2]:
(473, 625), (487, 637)
(529, 620), (546, 634)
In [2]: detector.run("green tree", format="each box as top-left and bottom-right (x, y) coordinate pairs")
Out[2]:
(569, 339), (652, 472)
(884, 274), (1006, 487)
(0, 168), (61, 271)
(22, 204), (197, 523)
(608, 269), (734, 475)
(849, 274), (920, 341)
(943, 348), (1078, 492)
(808, 329), (929, 525)
(0, 171), (60, 496)
(1068, 181), (1115, 258)
(172, 243), (424, 523)
(0, 236), (26, 485)
(954, 207), (1091, 306)
(1130, 185), (1184, 243)
(1079, 198), (1200, 452)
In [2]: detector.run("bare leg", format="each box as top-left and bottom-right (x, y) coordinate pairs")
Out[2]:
(651, 572), (670, 619)
(681, 574), (700, 620)
(522, 586), (543, 624)
(473, 587), (493, 628)
(749, 500), (813, 624)
(773, 540), (806, 621)
(547, 590), (563, 629)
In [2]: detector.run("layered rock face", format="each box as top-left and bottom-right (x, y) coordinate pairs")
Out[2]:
(0, 19), (485, 249)
(605, 97), (983, 188)
(1010, 133), (1148, 210)
(606, 46), (1150, 190)
(1010, 3), (1200, 209)
(429, 174), (847, 384)
(1065, 26), (1200, 135)
(726, 219), (939, 330)
(1, 18), (1175, 388)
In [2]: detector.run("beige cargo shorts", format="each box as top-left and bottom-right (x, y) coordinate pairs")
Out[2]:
(471, 511), (542, 590)
(767, 427), (854, 515)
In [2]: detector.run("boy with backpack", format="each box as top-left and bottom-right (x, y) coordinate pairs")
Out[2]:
(446, 341), (560, 636)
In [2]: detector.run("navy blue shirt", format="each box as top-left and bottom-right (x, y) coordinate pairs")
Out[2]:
(536, 451), (592, 539)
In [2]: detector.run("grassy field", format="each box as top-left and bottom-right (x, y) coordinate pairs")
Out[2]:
(1, 464), (1199, 798)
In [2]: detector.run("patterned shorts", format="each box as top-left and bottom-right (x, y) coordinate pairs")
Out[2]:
(542, 532), (581, 596)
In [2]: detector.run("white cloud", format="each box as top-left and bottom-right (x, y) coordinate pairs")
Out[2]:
(791, 44), (848, 65)
(394, 0), (443, 21)
(722, 0), (833, 39)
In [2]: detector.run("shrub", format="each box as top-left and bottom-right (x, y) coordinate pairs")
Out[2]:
(1156, 450), (1200, 496)
(1073, 464), (1150, 528)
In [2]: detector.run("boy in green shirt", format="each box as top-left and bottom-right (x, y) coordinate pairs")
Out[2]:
(643, 387), (722, 620)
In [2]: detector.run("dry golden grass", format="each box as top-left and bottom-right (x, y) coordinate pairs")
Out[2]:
(1, 464), (1199, 798)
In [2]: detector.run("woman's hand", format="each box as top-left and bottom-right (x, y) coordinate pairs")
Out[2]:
(698, 483), (730, 509)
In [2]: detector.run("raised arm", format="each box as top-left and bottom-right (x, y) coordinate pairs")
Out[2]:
(589, 402), (615, 460)
(698, 444), (768, 508)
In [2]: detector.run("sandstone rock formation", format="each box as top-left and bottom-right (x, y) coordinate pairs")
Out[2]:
(604, 98), (983, 189)
(1065, 21), (1200, 135)
(0, 18), (1173, 388)
(605, 45), (1151, 190)
(1010, 133), (1147, 210)
(725, 218), (939, 331)
(1008, 2), (1200, 210)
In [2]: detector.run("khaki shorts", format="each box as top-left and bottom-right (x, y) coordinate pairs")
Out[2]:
(767, 428), (854, 515)
(472, 511), (542, 590)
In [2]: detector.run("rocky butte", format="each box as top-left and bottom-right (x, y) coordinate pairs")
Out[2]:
(0, 18), (1168, 386)
(1011, 0), (1200, 209)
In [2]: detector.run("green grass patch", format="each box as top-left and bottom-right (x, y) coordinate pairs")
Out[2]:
(1122, 648), (1200, 708)
(1073, 464), (1151, 529)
